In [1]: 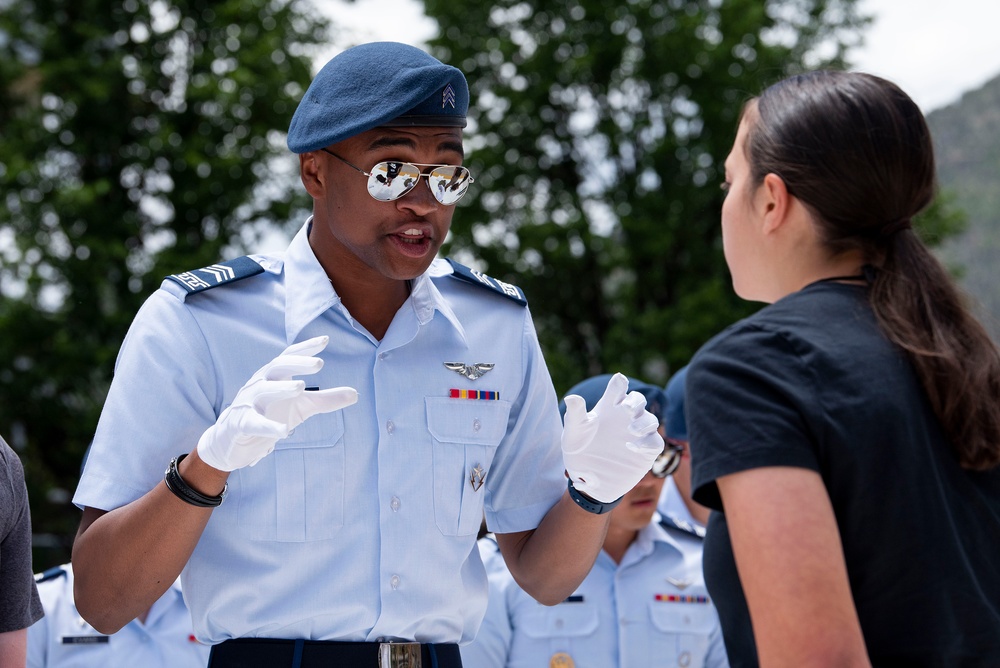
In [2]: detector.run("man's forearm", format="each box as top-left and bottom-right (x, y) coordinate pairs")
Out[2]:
(72, 450), (226, 633)
(495, 492), (610, 605)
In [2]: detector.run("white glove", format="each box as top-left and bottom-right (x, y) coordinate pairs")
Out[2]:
(196, 336), (358, 472)
(561, 373), (664, 503)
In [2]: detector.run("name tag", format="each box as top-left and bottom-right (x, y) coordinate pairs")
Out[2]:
(61, 635), (109, 644)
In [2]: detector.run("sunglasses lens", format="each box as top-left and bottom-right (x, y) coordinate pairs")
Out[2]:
(651, 449), (681, 478)
(427, 166), (472, 205)
(367, 162), (421, 201)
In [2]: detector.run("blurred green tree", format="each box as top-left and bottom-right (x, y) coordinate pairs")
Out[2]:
(0, 0), (330, 567)
(422, 0), (874, 392)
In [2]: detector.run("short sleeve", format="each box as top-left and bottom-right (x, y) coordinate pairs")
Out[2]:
(73, 290), (219, 512)
(0, 441), (45, 632)
(687, 324), (823, 511)
(481, 307), (565, 534)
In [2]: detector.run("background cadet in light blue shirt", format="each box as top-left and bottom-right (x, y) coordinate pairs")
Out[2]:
(27, 563), (208, 668)
(657, 365), (712, 535)
(70, 42), (663, 668)
(462, 375), (728, 668)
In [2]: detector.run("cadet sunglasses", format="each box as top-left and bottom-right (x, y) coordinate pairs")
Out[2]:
(321, 148), (475, 206)
(650, 439), (685, 479)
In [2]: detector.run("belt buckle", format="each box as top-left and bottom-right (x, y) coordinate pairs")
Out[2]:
(378, 641), (422, 668)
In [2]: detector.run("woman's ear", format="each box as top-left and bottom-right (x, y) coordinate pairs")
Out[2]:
(759, 173), (791, 234)
(299, 151), (326, 199)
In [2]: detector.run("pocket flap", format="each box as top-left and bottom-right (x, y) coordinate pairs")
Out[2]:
(648, 599), (716, 633)
(521, 600), (599, 638)
(426, 397), (511, 445)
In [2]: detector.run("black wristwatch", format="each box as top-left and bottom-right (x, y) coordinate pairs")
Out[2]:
(566, 479), (623, 515)
(164, 454), (227, 508)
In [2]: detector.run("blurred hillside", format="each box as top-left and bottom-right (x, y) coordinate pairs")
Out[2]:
(928, 72), (1000, 340)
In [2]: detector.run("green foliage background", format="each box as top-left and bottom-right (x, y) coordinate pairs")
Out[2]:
(0, 0), (328, 567)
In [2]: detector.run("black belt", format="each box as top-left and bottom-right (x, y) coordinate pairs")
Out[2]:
(208, 638), (463, 668)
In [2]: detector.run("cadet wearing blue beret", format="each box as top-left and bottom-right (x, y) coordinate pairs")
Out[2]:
(464, 375), (728, 668)
(72, 41), (664, 668)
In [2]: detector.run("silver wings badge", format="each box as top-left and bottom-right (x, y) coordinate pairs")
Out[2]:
(444, 362), (495, 380)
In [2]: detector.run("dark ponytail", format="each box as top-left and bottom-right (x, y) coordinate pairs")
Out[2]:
(745, 71), (1000, 470)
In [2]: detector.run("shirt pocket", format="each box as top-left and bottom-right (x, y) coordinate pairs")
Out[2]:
(426, 397), (511, 536)
(520, 601), (600, 639)
(235, 410), (346, 542)
(647, 600), (715, 665)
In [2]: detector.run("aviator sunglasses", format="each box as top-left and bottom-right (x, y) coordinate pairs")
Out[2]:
(321, 148), (475, 206)
(650, 438), (685, 479)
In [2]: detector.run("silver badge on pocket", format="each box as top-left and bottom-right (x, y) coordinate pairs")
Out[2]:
(470, 464), (487, 491)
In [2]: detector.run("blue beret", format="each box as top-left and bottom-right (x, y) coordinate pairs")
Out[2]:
(664, 365), (689, 441)
(287, 41), (469, 154)
(559, 374), (667, 426)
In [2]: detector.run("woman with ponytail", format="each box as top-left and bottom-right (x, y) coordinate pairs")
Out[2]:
(686, 70), (1000, 667)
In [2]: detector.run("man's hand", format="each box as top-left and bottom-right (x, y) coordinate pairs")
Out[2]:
(561, 373), (663, 503)
(196, 336), (358, 471)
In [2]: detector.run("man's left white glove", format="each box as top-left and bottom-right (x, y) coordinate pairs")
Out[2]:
(561, 373), (664, 504)
(196, 335), (358, 472)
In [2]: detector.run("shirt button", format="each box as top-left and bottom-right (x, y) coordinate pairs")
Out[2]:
(554, 618), (564, 629)
(390, 496), (401, 512)
(378, 352), (388, 360)
(390, 574), (401, 590)
(472, 418), (481, 432)
(386, 420), (395, 435)
(679, 650), (692, 667)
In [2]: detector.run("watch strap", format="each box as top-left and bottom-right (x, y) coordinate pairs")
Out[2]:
(566, 479), (623, 515)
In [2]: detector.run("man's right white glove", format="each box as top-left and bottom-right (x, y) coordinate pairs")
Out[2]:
(561, 373), (664, 503)
(197, 335), (358, 472)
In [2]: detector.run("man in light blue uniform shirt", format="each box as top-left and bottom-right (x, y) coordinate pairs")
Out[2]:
(462, 375), (728, 668)
(70, 42), (663, 668)
(28, 563), (208, 668)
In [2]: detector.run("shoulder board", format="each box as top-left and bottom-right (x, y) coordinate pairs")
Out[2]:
(659, 515), (706, 540)
(165, 256), (265, 295)
(35, 565), (68, 584)
(445, 258), (526, 306)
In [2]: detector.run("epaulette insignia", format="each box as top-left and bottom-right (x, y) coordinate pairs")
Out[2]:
(659, 516), (707, 540)
(165, 256), (264, 295)
(445, 258), (527, 306)
(35, 565), (67, 584)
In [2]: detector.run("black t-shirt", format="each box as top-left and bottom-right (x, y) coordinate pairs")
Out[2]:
(688, 282), (1000, 667)
(1, 436), (44, 633)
